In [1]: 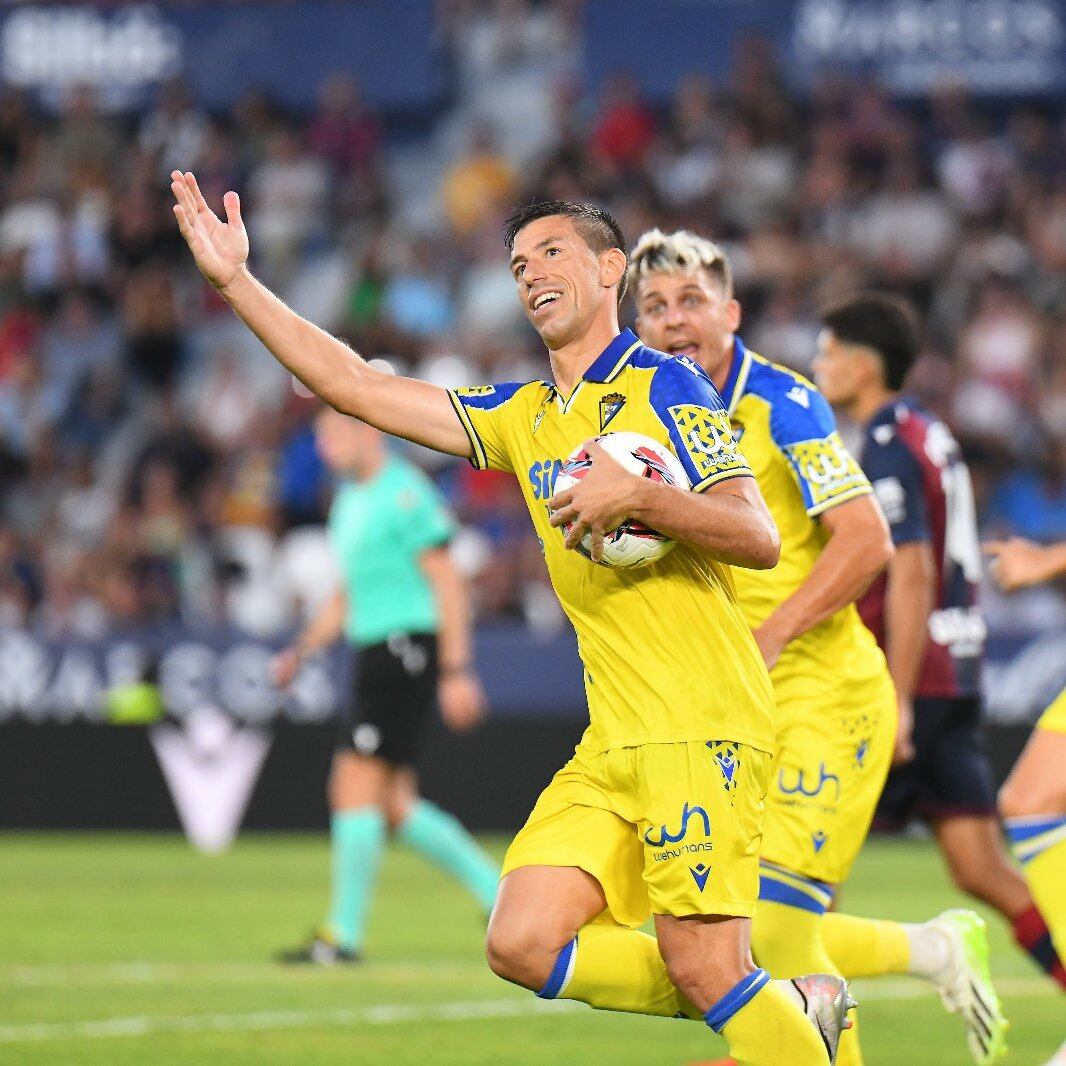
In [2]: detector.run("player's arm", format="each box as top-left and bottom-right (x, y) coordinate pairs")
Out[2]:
(547, 440), (779, 568)
(882, 540), (936, 761)
(983, 538), (1066, 591)
(419, 546), (487, 731)
(752, 495), (893, 669)
(271, 587), (348, 688)
(863, 440), (936, 764)
(170, 171), (471, 458)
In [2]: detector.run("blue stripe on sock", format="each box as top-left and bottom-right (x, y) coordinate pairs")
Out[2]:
(759, 876), (830, 915)
(537, 937), (577, 1000)
(1005, 815), (1066, 845)
(703, 968), (771, 1033)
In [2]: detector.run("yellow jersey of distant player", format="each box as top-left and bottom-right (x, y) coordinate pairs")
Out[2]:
(717, 338), (886, 684)
(449, 328), (776, 755)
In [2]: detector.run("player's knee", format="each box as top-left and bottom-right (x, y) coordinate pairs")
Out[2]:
(484, 916), (554, 990)
(488, 921), (545, 984)
(998, 779), (1057, 820)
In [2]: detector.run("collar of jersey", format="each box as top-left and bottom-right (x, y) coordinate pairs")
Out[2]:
(719, 336), (754, 416)
(548, 328), (642, 413)
(581, 328), (643, 384)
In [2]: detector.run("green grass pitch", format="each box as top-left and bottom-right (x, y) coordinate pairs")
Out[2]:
(0, 832), (1060, 1064)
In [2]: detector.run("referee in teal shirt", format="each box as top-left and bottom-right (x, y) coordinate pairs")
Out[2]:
(274, 407), (499, 964)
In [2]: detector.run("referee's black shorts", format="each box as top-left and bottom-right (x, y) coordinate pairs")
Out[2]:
(335, 633), (438, 768)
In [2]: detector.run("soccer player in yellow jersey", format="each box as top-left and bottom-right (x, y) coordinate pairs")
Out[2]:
(630, 229), (1002, 1065)
(170, 172), (852, 1064)
(987, 537), (1066, 1064)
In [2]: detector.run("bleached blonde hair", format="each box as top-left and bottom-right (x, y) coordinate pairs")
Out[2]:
(626, 228), (733, 299)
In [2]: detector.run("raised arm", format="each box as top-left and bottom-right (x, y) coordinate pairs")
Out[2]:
(170, 171), (471, 457)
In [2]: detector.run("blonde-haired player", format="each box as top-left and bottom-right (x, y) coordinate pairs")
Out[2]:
(630, 228), (1006, 1065)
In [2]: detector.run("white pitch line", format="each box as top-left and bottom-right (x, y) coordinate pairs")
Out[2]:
(0, 976), (1055, 1045)
(1, 959), (484, 987)
(0, 998), (583, 1044)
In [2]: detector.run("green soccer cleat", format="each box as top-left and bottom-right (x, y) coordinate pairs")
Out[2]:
(926, 909), (1009, 1064)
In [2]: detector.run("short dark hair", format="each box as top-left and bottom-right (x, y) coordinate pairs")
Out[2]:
(503, 199), (629, 303)
(820, 292), (921, 391)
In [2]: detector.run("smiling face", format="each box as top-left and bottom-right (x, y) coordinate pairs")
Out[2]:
(509, 215), (624, 351)
(635, 267), (741, 381)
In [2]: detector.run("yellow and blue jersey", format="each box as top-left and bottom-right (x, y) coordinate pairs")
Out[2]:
(448, 328), (776, 755)
(718, 338), (886, 684)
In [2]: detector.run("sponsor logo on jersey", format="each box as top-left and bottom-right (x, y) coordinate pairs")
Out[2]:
(643, 801), (711, 847)
(785, 432), (867, 507)
(667, 404), (746, 481)
(528, 458), (563, 500)
(598, 391), (627, 431)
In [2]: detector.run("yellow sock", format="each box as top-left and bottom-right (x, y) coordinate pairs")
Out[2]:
(539, 917), (834, 1064)
(753, 898), (861, 1066)
(538, 921), (699, 1018)
(717, 976), (830, 1066)
(820, 912), (911, 978)
(1022, 836), (1066, 961)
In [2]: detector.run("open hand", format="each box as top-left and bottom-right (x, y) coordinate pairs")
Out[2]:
(547, 441), (640, 563)
(983, 537), (1057, 592)
(170, 170), (248, 290)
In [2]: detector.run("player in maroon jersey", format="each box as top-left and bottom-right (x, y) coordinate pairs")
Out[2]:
(814, 292), (1065, 990)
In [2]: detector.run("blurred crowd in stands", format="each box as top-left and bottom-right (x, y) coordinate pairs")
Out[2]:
(0, 0), (1063, 640)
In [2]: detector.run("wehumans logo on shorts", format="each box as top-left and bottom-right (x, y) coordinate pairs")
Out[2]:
(777, 762), (840, 802)
(643, 801), (710, 848)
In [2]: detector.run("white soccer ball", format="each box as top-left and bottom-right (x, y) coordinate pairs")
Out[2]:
(552, 431), (691, 569)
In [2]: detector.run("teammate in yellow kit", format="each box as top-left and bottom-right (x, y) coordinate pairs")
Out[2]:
(631, 229), (1005, 1065)
(988, 538), (1066, 1001)
(170, 172), (851, 1065)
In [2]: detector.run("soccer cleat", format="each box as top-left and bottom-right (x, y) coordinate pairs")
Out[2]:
(277, 931), (361, 966)
(924, 909), (1008, 1064)
(790, 974), (857, 1064)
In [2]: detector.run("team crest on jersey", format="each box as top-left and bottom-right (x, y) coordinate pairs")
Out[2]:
(667, 404), (747, 482)
(598, 392), (626, 431)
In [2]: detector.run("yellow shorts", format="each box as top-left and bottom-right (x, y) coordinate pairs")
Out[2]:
(761, 667), (896, 886)
(502, 739), (772, 928)
(1037, 688), (1066, 734)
